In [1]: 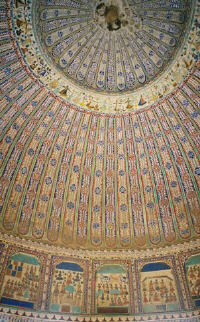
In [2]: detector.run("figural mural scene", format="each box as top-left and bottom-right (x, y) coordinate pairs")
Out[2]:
(0, 0), (199, 321)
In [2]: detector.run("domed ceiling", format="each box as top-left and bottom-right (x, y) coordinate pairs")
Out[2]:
(12, 0), (198, 113)
(36, 0), (190, 94)
(0, 0), (199, 254)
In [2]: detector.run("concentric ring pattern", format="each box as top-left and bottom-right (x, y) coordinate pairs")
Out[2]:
(0, 0), (200, 253)
(36, 0), (192, 94)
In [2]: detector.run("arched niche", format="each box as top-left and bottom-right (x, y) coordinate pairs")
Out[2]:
(185, 254), (200, 307)
(50, 261), (84, 314)
(140, 262), (179, 313)
(0, 253), (41, 309)
(95, 264), (129, 314)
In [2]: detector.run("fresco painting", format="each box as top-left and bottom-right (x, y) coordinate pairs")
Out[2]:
(140, 262), (179, 313)
(0, 253), (41, 309)
(95, 265), (129, 314)
(186, 255), (200, 307)
(50, 262), (84, 314)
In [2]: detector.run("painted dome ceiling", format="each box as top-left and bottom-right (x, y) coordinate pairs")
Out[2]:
(0, 0), (199, 255)
(35, 0), (191, 94)
(11, 0), (197, 113)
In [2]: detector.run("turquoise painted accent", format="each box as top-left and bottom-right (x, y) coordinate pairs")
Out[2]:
(98, 265), (125, 274)
(9, 253), (40, 265)
(143, 304), (158, 313)
(51, 304), (60, 312)
(66, 285), (75, 293)
(72, 306), (81, 314)
(24, 287), (29, 299)
(96, 289), (103, 297)
(186, 255), (200, 266)
(110, 289), (120, 295)
(143, 303), (178, 313)
(168, 303), (179, 311)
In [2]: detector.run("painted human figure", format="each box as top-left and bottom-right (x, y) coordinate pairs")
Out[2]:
(76, 282), (82, 306)
(155, 279), (160, 292)
(53, 283), (59, 303)
(61, 282), (65, 297)
(153, 291), (159, 302)
(195, 275), (200, 296)
(160, 279), (166, 298)
(143, 291), (148, 303)
(189, 267), (196, 279)
(169, 281), (175, 294)
(148, 280), (154, 302)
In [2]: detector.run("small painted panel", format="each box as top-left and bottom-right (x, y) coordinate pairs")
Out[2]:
(50, 262), (84, 314)
(140, 262), (179, 313)
(95, 265), (129, 314)
(186, 255), (200, 307)
(0, 253), (41, 309)
(0, 243), (5, 272)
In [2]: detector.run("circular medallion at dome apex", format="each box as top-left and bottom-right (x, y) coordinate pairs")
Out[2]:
(35, 0), (192, 94)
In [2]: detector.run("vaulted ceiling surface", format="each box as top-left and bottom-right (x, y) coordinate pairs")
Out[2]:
(0, 0), (200, 253)
(14, 0), (199, 113)
(36, 0), (192, 94)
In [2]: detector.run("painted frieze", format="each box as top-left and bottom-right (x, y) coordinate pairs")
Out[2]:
(185, 254), (200, 308)
(95, 264), (129, 314)
(47, 257), (88, 314)
(0, 250), (46, 310)
(140, 262), (180, 313)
